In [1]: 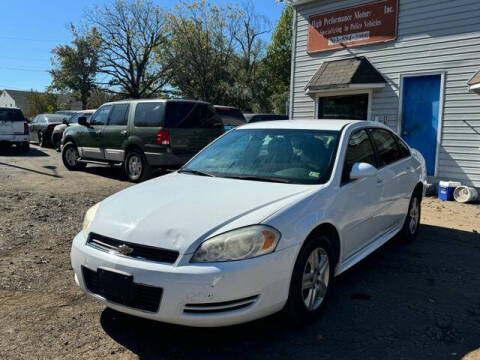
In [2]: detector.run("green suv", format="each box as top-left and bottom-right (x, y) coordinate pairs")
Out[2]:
(61, 99), (224, 181)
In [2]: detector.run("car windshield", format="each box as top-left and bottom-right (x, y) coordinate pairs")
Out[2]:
(182, 128), (340, 184)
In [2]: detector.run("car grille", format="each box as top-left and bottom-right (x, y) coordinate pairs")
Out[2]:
(82, 266), (162, 312)
(87, 233), (179, 264)
(183, 295), (259, 314)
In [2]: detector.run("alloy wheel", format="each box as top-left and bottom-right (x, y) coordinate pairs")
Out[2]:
(409, 197), (420, 234)
(128, 154), (142, 179)
(65, 146), (78, 167)
(302, 247), (330, 311)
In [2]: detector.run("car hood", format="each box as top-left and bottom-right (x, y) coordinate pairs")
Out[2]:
(89, 172), (318, 254)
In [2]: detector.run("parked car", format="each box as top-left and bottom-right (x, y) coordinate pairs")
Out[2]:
(0, 107), (29, 151)
(71, 120), (426, 327)
(244, 113), (289, 123)
(214, 105), (246, 130)
(51, 110), (96, 150)
(29, 113), (69, 147)
(61, 99), (224, 182)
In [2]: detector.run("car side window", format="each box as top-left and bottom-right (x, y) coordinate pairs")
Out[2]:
(90, 105), (112, 126)
(134, 102), (164, 127)
(342, 129), (377, 184)
(108, 104), (129, 126)
(200, 105), (223, 129)
(165, 102), (201, 128)
(394, 134), (411, 158)
(369, 129), (404, 167)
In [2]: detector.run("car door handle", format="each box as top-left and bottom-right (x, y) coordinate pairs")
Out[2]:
(376, 179), (384, 187)
(120, 130), (127, 135)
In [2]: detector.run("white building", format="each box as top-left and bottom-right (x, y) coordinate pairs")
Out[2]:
(289, 0), (480, 189)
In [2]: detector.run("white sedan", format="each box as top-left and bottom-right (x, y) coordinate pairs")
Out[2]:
(71, 120), (426, 327)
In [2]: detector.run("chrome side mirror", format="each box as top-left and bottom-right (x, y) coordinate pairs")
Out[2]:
(350, 162), (378, 180)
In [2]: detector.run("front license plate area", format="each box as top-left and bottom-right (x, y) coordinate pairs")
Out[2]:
(98, 268), (134, 303)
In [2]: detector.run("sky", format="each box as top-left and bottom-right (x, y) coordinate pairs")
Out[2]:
(0, 0), (286, 92)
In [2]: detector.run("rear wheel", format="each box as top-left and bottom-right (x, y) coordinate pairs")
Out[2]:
(401, 192), (421, 242)
(124, 149), (151, 182)
(62, 142), (86, 171)
(284, 235), (334, 325)
(20, 142), (29, 152)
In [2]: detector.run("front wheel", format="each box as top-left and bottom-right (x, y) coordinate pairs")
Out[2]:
(401, 192), (421, 242)
(62, 142), (86, 171)
(284, 235), (334, 325)
(38, 131), (47, 147)
(124, 149), (151, 182)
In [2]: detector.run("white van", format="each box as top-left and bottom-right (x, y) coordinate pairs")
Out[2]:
(0, 107), (29, 151)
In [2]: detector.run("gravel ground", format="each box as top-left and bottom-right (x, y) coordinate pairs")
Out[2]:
(0, 144), (479, 360)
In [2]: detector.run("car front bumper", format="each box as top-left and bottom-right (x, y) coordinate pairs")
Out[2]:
(71, 232), (299, 327)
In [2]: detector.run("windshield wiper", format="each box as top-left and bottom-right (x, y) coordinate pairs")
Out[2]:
(178, 168), (216, 177)
(223, 175), (292, 183)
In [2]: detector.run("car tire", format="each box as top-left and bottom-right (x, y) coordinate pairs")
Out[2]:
(62, 142), (86, 171)
(400, 191), (422, 242)
(20, 142), (29, 152)
(284, 235), (335, 325)
(124, 149), (151, 182)
(38, 131), (47, 147)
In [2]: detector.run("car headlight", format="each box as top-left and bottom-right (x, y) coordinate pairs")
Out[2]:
(82, 203), (100, 238)
(191, 225), (281, 263)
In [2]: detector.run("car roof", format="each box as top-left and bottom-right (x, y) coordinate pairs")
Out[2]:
(102, 98), (210, 106)
(238, 119), (383, 131)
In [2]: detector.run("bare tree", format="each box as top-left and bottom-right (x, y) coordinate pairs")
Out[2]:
(232, 2), (270, 87)
(86, 0), (168, 98)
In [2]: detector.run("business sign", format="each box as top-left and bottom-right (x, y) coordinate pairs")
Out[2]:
(307, 0), (398, 53)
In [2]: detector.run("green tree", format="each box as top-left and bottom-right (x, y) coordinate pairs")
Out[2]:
(50, 26), (100, 109)
(160, 1), (237, 104)
(87, 0), (169, 98)
(264, 6), (293, 114)
(26, 91), (58, 116)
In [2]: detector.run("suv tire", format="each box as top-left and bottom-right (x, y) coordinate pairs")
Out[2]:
(124, 149), (151, 182)
(62, 142), (86, 171)
(284, 235), (335, 325)
(20, 142), (29, 153)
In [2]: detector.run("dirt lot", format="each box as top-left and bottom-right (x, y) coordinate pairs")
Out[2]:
(1, 144), (479, 360)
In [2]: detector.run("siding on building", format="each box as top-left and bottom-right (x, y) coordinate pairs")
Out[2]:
(291, 0), (480, 187)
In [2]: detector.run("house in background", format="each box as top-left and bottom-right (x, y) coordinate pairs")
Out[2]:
(0, 89), (82, 117)
(289, 0), (480, 189)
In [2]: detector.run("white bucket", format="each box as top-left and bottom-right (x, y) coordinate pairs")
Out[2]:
(453, 186), (479, 203)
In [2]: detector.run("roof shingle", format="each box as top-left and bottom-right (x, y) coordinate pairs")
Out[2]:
(305, 57), (386, 92)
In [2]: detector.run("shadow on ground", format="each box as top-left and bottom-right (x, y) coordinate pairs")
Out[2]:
(100, 224), (480, 360)
(0, 145), (49, 157)
(84, 165), (172, 182)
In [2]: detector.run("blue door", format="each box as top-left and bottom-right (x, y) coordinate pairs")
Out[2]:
(401, 75), (441, 176)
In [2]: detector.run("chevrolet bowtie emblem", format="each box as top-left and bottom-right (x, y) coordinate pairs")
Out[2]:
(117, 244), (134, 255)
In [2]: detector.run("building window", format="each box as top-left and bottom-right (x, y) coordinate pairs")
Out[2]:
(318, 93), (369, 120)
